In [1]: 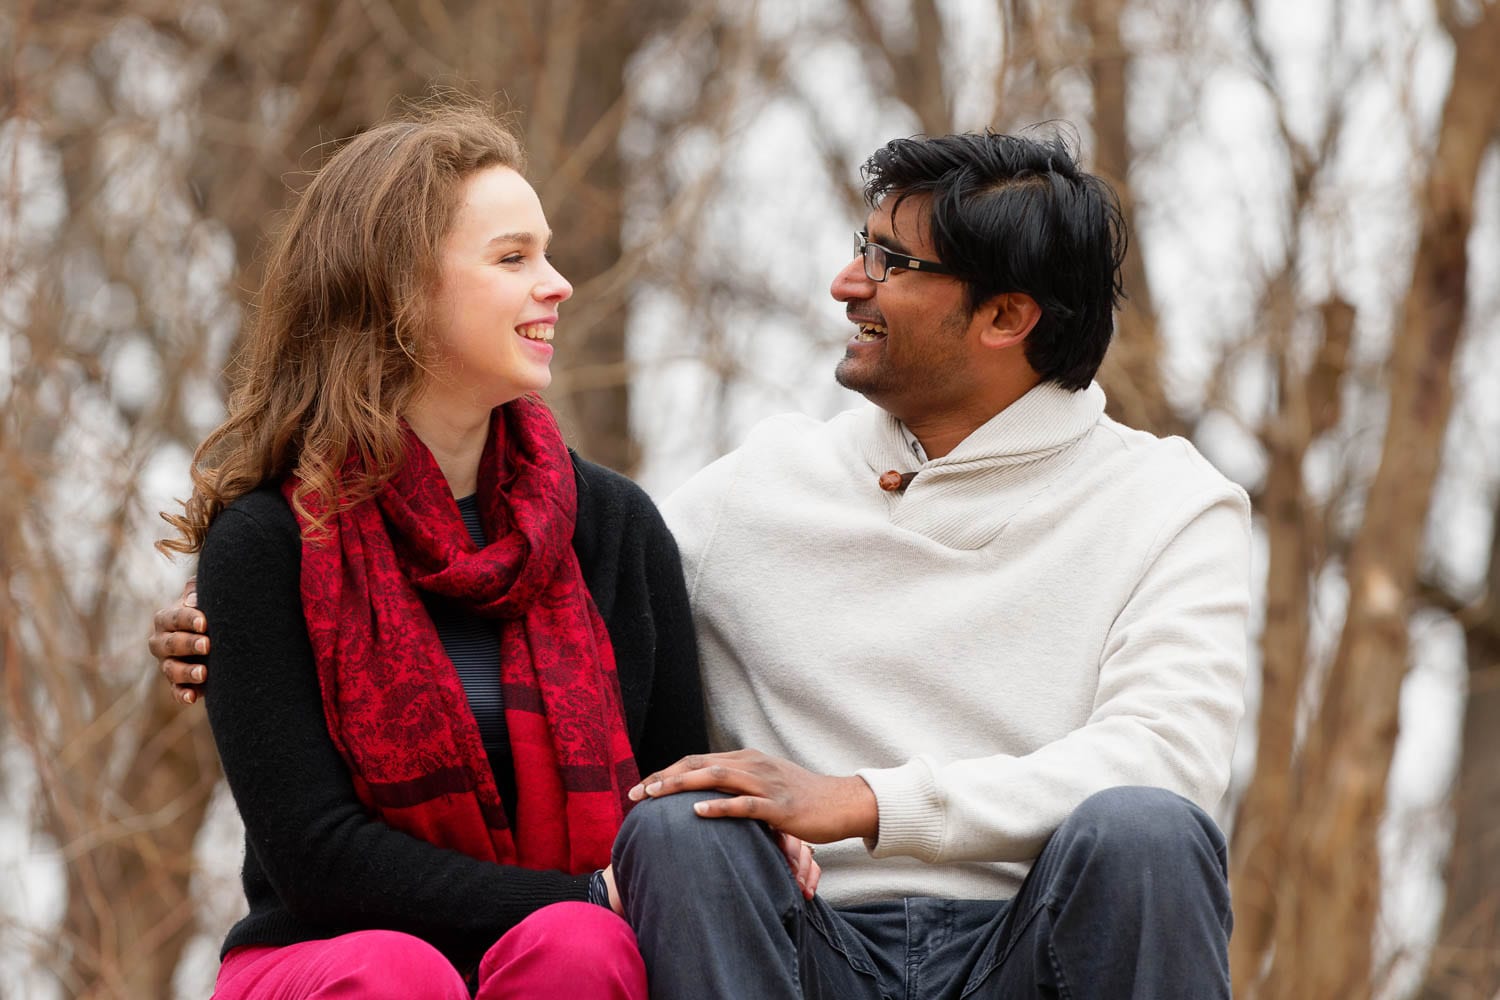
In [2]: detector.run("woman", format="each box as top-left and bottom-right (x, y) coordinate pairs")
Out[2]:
(160, 99), (708, 998)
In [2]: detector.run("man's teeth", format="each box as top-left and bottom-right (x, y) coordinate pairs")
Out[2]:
(853, 322), (887, 343)
(517, 323), (554, 342)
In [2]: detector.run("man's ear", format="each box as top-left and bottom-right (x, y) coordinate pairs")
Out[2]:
(975, 292), (1042, 350)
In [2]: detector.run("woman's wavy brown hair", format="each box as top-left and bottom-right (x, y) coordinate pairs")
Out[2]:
(160, 97), (525, 554)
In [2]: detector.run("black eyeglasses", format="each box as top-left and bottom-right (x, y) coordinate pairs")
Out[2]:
(854, 231), (954, 282)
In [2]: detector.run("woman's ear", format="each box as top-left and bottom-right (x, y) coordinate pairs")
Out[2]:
(976, 292), (1042, 350)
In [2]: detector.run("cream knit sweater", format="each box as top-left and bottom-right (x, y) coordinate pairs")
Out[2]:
(661, 382), (1251, 905)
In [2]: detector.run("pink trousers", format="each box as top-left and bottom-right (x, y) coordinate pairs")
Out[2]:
(212, 902), (647, 999)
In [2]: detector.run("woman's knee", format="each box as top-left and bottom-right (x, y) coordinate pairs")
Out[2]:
(317, 930), (468, 999)
(511, 901), (638, 954)
(478, 903), (645, 999)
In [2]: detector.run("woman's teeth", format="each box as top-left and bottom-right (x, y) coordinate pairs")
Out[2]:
(853, 322), (887, 343)
(517, 323), (554, 342)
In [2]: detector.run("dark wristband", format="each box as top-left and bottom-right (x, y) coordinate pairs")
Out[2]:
(587, 868), (611, 908)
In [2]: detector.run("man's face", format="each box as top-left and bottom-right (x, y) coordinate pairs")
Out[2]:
(831, 193), (979, 425)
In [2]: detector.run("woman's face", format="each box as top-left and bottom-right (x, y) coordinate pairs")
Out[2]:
(426, 165), (573, 410)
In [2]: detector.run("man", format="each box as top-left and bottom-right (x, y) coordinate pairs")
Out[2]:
(153, 131), (1249, 998)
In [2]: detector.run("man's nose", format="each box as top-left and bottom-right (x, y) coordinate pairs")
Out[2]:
(830, 256), (874, 302)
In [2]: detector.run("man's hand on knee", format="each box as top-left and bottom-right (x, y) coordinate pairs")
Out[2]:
(628, 749), (878, 845)
(147, 578), (209, 704)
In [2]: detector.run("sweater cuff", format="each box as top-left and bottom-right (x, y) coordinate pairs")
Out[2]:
(567, 872), (594, 903)
(855, 758), (945, 862)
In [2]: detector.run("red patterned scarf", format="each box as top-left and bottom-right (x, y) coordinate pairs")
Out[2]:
(285, 397), (638, 874)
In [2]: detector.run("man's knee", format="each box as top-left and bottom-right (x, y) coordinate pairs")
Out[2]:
(615, 791), (753, 866)
(1065, 786), (1226, 870)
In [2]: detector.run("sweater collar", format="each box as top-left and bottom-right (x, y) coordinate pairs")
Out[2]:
(864, 381), (1107, 476)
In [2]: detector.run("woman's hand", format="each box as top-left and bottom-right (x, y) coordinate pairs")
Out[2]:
(777, 832), (821, 900)
(147, 578), (210, 704)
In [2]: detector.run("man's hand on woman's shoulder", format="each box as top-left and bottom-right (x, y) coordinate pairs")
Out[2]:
(147, 577), (209, 704)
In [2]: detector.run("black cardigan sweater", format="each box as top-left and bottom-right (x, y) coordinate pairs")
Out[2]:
(197, 455), (706, 968)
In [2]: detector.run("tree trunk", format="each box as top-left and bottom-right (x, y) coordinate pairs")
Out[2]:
(187, 0), (662, 473)
(1259, 9), (1500, 995)
(1230, 288), (1350, 995)
(1078, 0), (1180, 438)
(1228, 370), (1314, 997)
(9, 2), (675, 993)
(1419, 500), (1500, 999)
(533, 0), (652, 474)
(48, 691), (218, 1000)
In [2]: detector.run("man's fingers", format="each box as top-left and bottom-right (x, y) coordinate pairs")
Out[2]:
(160, 657), (207, 686)
(690, 794), (770, 820)
(629, 754), (742, 800)
(153, 579), (205, 708)
(637, 765), (758, 801)
(629, 757), (703, 798)
(148, 630), (210, 659)
(153, 604), (207, 635)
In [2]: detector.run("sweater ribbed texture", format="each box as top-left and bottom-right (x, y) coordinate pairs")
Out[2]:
(663, 382), (1251, 906)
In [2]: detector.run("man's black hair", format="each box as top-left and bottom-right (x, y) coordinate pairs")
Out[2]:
(862, 130), (1127, 391)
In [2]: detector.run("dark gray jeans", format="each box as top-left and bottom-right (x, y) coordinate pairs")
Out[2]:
(612, 786), (1231, 999)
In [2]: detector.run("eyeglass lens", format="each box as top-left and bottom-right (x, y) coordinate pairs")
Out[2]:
(855, 234), (886, 282)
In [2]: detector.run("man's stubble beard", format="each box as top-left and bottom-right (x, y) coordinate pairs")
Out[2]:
(833, 309), (972, 409)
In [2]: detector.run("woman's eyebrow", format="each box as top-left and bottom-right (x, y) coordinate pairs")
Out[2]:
(484, 230), (553, 249)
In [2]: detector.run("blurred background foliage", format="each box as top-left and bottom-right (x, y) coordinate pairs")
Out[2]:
(2, 0), (1498, 996)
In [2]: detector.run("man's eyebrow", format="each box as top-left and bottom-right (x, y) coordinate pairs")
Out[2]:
(868, 228), (913, 257)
